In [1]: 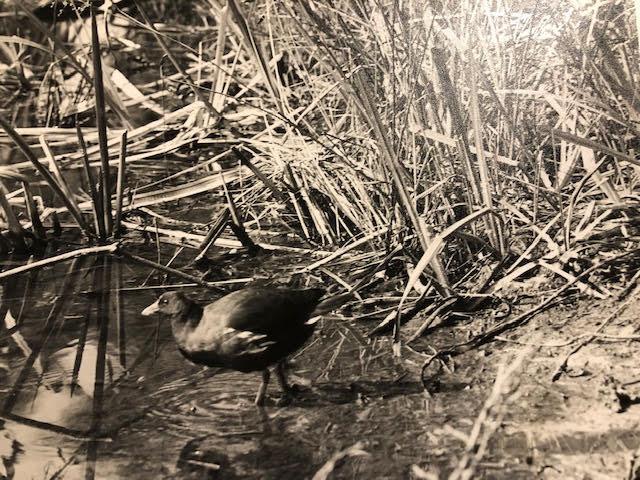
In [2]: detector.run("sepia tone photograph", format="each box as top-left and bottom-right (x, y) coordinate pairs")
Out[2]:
(0, 0), (639, 478)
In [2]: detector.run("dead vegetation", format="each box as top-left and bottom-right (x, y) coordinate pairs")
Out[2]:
(1, 0), (638, 344)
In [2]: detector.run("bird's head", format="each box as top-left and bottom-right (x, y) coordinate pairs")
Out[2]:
(141, 291), (190, 317)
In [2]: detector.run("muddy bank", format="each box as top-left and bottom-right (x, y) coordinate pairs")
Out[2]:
(0, 251), (636, 479)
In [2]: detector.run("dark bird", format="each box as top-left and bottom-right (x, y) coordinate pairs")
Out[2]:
(141, 287), (326, 405)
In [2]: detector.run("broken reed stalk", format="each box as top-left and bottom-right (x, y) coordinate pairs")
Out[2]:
(114, 131), (128, 237)
(22, 182), (46, 240)
(77, 124), (106, 240)
(0, 179), (27, 250)
(299, 226), (389, 273)
(193, 207), (231, 263)
(392, 207), (498, 347)
(0, 181), (23, 235)
(91, 1), (113, 236)
(219, 171), (259, 253)
(0, 115), (93, 237)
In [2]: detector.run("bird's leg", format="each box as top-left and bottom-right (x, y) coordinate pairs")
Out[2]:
(273, 361), (295, 407)
(255, 369), (270, 406)
(275, 361), (291, 394)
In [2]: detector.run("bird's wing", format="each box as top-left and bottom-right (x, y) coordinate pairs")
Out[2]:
(212, 288), (322, 335)
(218, 328), (277, 356)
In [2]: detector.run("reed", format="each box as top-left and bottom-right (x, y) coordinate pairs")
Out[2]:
(0, 0), (637, 336)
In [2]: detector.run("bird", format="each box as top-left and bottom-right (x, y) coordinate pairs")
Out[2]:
(141, 287), (326, 406)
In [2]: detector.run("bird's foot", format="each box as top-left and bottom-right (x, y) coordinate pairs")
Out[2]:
(275, 394), (292, 407)
(284, 383), (304, 395)
(275, 383), (311, 406)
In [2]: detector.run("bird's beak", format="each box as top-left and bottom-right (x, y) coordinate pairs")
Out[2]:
(141, 300), (160, 316)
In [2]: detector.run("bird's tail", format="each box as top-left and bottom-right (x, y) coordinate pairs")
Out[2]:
(312, 292), (354, 316)
(302, 287), (326, 305)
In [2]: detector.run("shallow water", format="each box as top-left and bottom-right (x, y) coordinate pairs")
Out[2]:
(0, 251), (456, 479)
(2, 249), (638, 479)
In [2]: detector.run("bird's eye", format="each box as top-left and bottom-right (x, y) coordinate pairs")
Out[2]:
(161, 299), (168, 304)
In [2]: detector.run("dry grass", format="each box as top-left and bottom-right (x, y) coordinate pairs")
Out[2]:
(0, 0), (638, 326)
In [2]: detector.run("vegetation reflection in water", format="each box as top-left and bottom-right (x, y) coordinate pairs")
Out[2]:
(0, 256), (155, 479)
